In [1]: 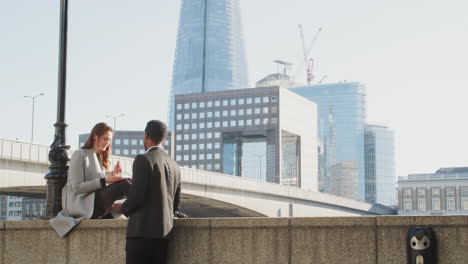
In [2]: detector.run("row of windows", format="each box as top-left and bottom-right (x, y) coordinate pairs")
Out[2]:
(114, 139), (170, 146)
(403, 186), (468, 197)
(185, 163), (221, 171)
(176, 107), (277, 120)
(176, 143), (221, 151)
(404, 197), (468, 211)
(175, 153), (221, 161)
(176, 96), (278, 110)
(176, 118), (277, 131)
(176, 132), (221, 141)
(114, 149), (145, 155)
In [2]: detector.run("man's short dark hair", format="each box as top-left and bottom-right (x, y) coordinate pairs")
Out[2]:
(145, 120), (167, 144)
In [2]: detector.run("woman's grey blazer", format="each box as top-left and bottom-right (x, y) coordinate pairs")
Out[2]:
(50, 149), (107, 237)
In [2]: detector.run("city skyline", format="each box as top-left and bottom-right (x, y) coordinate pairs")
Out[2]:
(1, 0), (467, 178)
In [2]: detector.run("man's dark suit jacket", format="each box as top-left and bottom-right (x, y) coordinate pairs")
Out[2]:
(121, 146), (181, 239)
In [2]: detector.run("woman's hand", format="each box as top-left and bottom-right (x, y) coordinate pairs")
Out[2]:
(105, 173), (124, 183)
(113, 161), (122, 174)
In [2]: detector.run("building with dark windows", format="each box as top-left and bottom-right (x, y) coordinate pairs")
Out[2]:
(173, 86), (318, 191)
(289, 82), (367, 201)
(168, 0), (249, 130)
(79, 131), (172, 158)
(398, 167), (468, 215)
(364, 124), (396, 206)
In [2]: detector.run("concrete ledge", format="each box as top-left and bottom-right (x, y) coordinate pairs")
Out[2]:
(1, 216), (468, 263)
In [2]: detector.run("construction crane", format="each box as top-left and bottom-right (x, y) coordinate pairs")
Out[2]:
(298, 25), (322, 84)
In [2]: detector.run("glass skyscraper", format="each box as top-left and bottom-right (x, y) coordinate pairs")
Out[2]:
(364, 124), (396, 206)
(168, 0), (249, 130)
(289, 82), (367, 201)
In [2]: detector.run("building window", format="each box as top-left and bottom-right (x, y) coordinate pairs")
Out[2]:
(417, 188), (426, 197)
(207, 132), (213, 139)
(191, 165), (197, 169)
(214, 164), (220, 170)
(140, 140), (143, 145)
(239, 98), (245, 105)
(191, 154), (197, 161)
(206, 143), (212, 149)
(199, 154), (205, 160)
(198, 164), (205, 170)
(447, 198), (456, 211)
(239, 120), (245, 126)
(461, 187), (468, 196)
(192, 102), (197, 109)
(207, 101), (213, 107)
(131, 140), (137, 145)
(207, 112), (213, 118)
(263, 107), (269, 114)
(418, 198), (426, 211)
(263, 96), (269, 103)
(230, 120), (236, 127)
(139, 149), (144, 154)
(215, 111), (220, 117)
(131, 149), (137, 155)
(238, 109), (245, 115)
(271, 118), (278, 124)
(246, 98), (252, 104)
(176, 114), (182, 120)
(214, 153), (220, 159)
(214, 132), (220, 138)
(255, 97), (261, 103)
(255, 119), (261, 125)
(184, 144), (189, 151)
(115, 139), (121, 145)
(199, 102), (205, 108)
(191, 123), (197, 129)
(214, 143), (220, 149)
(254, 108), (261, 114)
(184, 124), (189, 130)
(207, 122), (212, 128)
(177, 104), (182, 110)
(191, 133), (197, 140)
(246, 119), (252, 126)
(230, 110), (236, 116)
(271, 96), (278, 102)
(222, 100), (228, 106)
(199, 123), (205, 129)
(176, 145), (182, 151)
(431, 187), (440, 196)
(176, 135), (182, 140)
(263, 118), (269, 125)
(215, 101), (220, 107)
(176, 124), (182, 130)
(404, 199), (412, 211)
(222, 110), (228, 117)
(230, 99), (237, 105)
(184, 155), (189, 161)
(446, 187), (455, 196)
(215, 122), (220, 128)
(199, 144), (205, 150)
(191, 144), (197, 150)
(403, 189), (412, 197)
(463, 199), (468, 211)
(222, 121), (228, 127)
(123, 139), (129, 145)
(199, 133), (205, 139)
(207, 153), (213, 160)
(184, 134), (189, 140)
(200, 112), (205, 119)
(184, 113), (189, 119)
(192, 113), (197, 119)
(207, 164), (213, 170)
(184, 103), (190, 109)
(271, 106), (278, 113)
(123, 149), (129, 155)
(115, 149), (121, 155)
(246, 109), (252, 115)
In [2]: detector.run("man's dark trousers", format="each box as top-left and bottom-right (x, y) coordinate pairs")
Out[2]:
(126, 237), (170, 264)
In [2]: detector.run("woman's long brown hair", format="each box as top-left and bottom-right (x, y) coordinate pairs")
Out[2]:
(81, 122), (113, 170)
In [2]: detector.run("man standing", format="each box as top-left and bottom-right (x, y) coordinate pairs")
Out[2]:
(114, 120), (181, 264)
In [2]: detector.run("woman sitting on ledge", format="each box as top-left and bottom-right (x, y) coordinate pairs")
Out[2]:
(50, 122), (131, 237)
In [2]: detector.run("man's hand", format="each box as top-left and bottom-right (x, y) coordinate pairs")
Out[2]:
(105, 173), (124, 183)
(113, 202), (122, 214)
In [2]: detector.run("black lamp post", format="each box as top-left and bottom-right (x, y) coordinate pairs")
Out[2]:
(44, 0), (70, 217)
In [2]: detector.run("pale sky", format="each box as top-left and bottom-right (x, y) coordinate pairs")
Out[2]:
(1, 0), (467, 177)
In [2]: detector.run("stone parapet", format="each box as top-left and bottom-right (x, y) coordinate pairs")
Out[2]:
(1, 216), (468, 263)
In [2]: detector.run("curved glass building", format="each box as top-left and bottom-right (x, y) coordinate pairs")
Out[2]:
(168, 0), (249, 130)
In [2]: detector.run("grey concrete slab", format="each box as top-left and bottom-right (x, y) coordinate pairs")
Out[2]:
(291, 216), (376, 227)
(168, 227), (212, 264)
(291, 226), (377, 264)
(376, 226), (407, 264)
(210, 217), (289, 228)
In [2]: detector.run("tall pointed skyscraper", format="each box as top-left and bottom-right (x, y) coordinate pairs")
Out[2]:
(168, 0), (249, 130)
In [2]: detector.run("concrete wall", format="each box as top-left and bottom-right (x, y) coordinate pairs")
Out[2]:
(1, 216), (468, 264)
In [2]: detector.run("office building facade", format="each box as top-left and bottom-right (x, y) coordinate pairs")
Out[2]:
(289, 82), (367, 200)
(79, 131), (172, 158)
(398, 167), (468, 215)
(364, 124), (396, 206)
(174, 86), (318, 190)
(168, 0), (249, 130)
